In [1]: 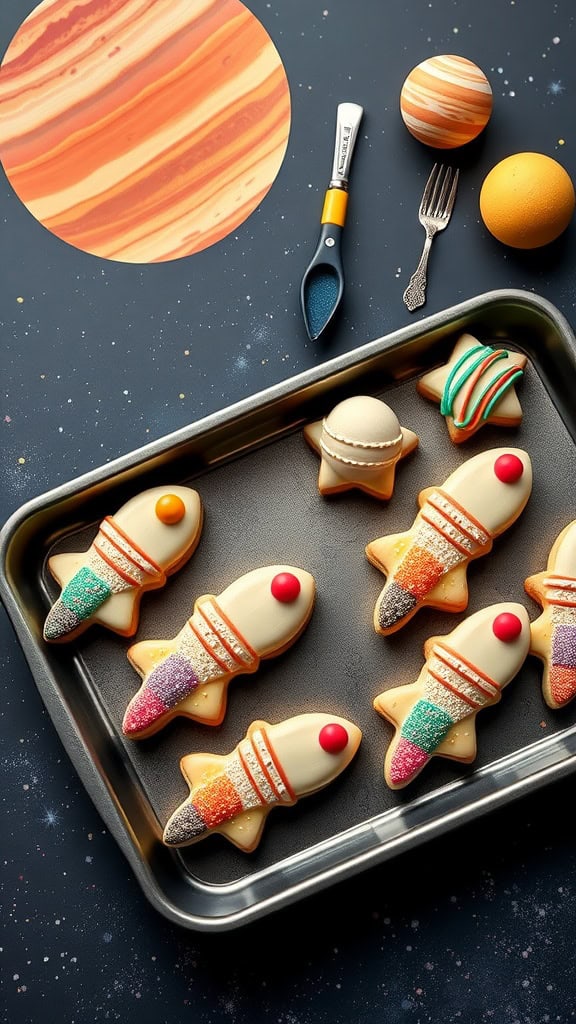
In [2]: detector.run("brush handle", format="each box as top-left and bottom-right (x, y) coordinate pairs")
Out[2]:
(329, 102), (364, 190)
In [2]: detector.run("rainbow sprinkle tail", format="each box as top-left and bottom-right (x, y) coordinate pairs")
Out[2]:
(550, 625), (576, 707)
(375, 542), (448, 630)
(43, 566), (112, 640)
(377, 582), (420, 631)
(163, 801), (209, 845)
(388, 699), (454, 786)
(122, 653), (200, 736)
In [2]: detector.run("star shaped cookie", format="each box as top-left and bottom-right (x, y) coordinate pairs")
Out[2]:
(304, 395), (418, 500)
(417, 333), (527, 444)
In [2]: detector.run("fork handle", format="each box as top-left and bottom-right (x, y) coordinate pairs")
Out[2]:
(403, 231), (434, 312)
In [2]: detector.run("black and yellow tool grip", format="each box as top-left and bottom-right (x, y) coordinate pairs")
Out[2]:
(320, 187), (349, 228)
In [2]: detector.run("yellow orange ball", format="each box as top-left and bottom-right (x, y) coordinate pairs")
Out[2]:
(400, 54), (493, 149)
(155, 494), (186, 525)
(479, 152), (575, 249)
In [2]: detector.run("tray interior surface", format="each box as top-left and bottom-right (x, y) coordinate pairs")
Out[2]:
(3, 292), (576, 924)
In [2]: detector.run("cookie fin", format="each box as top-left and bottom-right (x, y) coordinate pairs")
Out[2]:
(180, 751), (227, 786)
(365, 531), (411, 574)
(127, 638), (177, 677)
(178, 680), (230, 726)
(216, 807), (269, 851)
(303, 419), (323, 454)
(47, 551), (87, 587)
(524, 570), (547, 605)
(434, 718), (478, 761)
(424, 563), (470, 608)
(373, 683), (422, 727)
(527, 610), (551, 659)
(399, 426), (419, 458)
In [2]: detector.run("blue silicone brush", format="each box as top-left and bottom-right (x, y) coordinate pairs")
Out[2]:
(300, 102), (364, 341)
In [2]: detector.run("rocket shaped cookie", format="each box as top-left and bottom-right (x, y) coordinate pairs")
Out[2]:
(43, 486), (203, 642)
(525, 520), (576, 709)
(163, 713), (362, 851)
(122, 566), (316, 739)
(366, 448), (532, 635)
(373, 602), (530, 789)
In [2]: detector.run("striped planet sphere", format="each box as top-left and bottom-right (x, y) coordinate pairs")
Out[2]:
(0, 0), (291, 263)
(400, 54), (493, 149)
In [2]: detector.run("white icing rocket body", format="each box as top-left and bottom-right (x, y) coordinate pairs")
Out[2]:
(367, 448), (533, 634)
(374, 601), (531, 788)
(43, 486), (203, 642)
(163, 713), (362, 851)
(122, 565), (316, 737)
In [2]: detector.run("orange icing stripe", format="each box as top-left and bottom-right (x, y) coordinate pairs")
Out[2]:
(248, 741), (282, 801)
(196, 601), (249, 667)
(209, 598), (259, 662)
(259, 726), (296, 802)
(99, 521), (159, 577)
(420, 510), (475, 556)
(103, 516), (163, 575)
(237, 746), (268, 803)
(189, 620), (234, 674)
(455, 350), (503, 417)
(428, 489), (491, 544)
(463, 366), (523, 430)
(427, 667), (482, 708)
(93, 543), (141, 587)
(434, 643), (501, 691)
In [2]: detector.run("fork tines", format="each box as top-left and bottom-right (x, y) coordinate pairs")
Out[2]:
(421, 163), (459, 220)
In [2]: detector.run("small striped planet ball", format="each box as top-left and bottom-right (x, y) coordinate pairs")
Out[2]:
(400, 54), (493, 149)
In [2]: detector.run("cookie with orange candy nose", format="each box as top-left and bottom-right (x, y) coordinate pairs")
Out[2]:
(43, 486), (203, 642)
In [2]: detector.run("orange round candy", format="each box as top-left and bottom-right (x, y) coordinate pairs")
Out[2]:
(479, 152), (575, 249)
(400, 54), (493, 149)
(155, 494), (186, 525)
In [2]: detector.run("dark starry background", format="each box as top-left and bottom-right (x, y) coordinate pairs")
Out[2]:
(2, 0), (576, 1021)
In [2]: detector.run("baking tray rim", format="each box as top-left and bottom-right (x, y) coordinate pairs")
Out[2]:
(2, 285), (575, 529)
(2, 286), (576, 932)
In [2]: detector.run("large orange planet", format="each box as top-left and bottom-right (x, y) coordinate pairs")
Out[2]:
(0, 0), (291, 262)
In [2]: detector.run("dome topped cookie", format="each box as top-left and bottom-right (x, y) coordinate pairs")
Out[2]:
(304, 395), (419, 499)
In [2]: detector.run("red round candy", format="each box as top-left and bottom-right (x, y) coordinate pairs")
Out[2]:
(319, 723), (349, 754)
(270, 572), (301, 603)
(494, 453), (524, 483)
(492, 612), (523, 642)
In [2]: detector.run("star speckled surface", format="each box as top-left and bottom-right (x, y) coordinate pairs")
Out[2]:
(2, 1), (576, 1021)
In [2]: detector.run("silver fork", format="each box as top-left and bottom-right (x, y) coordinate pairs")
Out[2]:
(402, 163), (459, 312)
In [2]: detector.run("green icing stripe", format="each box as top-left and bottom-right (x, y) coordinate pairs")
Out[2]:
(452, 365), (523, 427)
(436, 342), (504, 417)
(440, 344), (491, 415)
(61, 566), (112, 620)
(481, 368), (525, 420)
(400, 699), (454, 753)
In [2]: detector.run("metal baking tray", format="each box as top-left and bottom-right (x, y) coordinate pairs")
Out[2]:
(2, 288), (576, 932)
